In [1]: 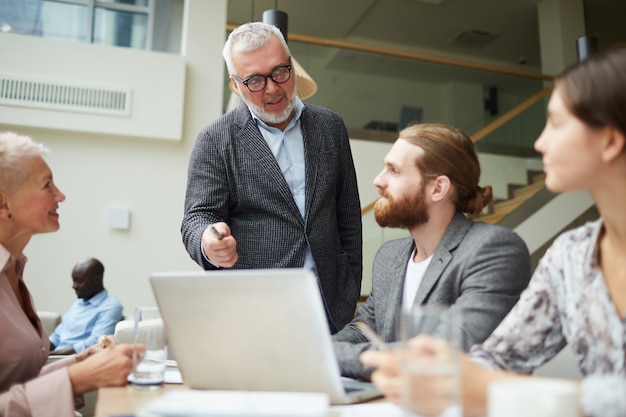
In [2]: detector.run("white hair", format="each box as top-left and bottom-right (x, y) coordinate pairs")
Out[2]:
(223, 22), (291, 75)
(0, 131), (49, 193)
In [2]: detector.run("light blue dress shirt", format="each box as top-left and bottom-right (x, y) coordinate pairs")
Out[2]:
(48, 289), (123, 353)
(252, 97), (317, 274)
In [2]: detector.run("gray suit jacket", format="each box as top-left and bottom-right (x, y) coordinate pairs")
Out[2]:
(333, 213), (531, 380)
(181, 102), (363, 329)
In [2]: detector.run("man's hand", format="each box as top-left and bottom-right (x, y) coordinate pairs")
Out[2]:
(201, 222), (238, 267)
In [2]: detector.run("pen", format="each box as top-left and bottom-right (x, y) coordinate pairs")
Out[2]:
(356, 321), (390, 351)
(210, 225), (223, 240)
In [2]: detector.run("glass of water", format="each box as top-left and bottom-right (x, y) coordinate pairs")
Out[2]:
(132, 306), (167, 390)
(399, 304), (462, 417)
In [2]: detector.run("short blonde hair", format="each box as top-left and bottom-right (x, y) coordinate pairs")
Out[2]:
(0, 132), (49, 193)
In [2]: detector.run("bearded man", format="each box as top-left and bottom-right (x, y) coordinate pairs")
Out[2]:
(332, 123), (531, 381)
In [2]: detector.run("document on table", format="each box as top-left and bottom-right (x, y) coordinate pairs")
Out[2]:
(330, 402), (404, 417)
(136, 390), (329, 417)
(164, 367), (183, 384)
(331, 403), (461, 417)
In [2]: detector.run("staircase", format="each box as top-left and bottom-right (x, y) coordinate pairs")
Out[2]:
(477, 171), (546, 224)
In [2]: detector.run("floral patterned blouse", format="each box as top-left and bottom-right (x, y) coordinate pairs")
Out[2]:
(470, 218), (626, 417)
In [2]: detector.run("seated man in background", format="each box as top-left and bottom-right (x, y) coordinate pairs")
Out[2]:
(332, 123), (532, 380)
(49, 257), (123, 354)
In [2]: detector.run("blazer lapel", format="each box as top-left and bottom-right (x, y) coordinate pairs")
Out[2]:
(234, 105), (302, 217)
(412, 213), (472, 306)
(300, 107), (320, 220)
(385, 239), (414, 338)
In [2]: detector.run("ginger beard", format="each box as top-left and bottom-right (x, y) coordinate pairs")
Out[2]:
(374, 182), (429, 229)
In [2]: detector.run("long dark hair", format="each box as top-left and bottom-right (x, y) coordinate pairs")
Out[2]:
(556, 46), (626, 137)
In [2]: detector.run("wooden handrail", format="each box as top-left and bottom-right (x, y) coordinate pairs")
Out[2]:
(470, 85), (553, 143)
(361, 199), (377, 216)
(226, 23), (553, 81)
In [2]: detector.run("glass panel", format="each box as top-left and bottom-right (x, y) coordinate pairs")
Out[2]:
(0, 0), (88, 42)
(475, 91), (550, 158)
(223, 38), (547, 151)
(289, 42), (545, 136)
(93, 7), (147, 49)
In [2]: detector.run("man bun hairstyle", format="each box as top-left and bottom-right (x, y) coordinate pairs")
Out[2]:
(399, 123), (493, 215)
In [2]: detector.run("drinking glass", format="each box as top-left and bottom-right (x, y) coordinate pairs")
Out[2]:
(399, 304), (462, 417)
(132, 306), (167, 390)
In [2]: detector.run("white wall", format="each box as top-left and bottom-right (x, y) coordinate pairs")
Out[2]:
(0, 33), (186, 140)
(515, 190), (594, 254)
(0, 0), (228, 317)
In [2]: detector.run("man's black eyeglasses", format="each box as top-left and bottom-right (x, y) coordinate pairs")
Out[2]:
(232, 64), (292, 92)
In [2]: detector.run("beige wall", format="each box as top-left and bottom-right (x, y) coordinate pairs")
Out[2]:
(0, 0), (228, 316)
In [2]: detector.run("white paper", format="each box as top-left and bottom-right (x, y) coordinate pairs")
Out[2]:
(331, 403), (462, 417)
(164, 368), (183, 384)
(330, 402), (404, 417)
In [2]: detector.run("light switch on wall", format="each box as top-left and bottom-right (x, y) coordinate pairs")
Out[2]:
(108, 207), (130, 230)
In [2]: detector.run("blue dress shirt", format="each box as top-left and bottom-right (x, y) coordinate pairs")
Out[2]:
(48, 289), (123, 353)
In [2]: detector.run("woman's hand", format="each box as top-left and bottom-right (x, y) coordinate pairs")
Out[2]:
(75, 335), (119, 362)
(68, 344), (134, 394)
(360, 346), (404, 405)
(360, 336), (450, 405)
(360, 336), (453, 411)
(361, 334), (512, 417)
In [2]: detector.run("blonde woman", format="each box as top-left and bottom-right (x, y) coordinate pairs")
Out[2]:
(0, 132), (133, 416)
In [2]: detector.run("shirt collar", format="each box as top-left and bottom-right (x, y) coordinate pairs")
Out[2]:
(79, 288), (108, 306)
(0, 243), (27, 279)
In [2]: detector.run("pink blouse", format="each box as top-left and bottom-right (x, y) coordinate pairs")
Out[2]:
(0, 245), (76, 417)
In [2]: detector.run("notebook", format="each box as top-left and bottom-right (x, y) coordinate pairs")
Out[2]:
(149, 268), (382, 405)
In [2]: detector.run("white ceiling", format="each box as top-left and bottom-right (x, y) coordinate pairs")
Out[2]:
(227, 0), (625, 72)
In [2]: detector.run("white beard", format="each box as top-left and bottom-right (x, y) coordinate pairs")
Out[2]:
(242, 93), (296, 125)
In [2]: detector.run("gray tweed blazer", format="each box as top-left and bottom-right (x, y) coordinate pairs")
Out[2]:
(332, 213), (531, 380)
(181, 102), (363, 329)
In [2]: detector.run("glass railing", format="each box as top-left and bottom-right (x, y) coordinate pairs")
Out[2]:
(223, 33), (551, 148)
(474, 87), (552, 158)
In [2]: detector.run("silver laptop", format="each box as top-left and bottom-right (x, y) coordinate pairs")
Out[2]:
(149, 268), (381, 405)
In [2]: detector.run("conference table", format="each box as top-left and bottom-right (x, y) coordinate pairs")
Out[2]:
(95, 383), (390, 417)
(94, 384), (180, 417)
(95, 384), (184, 416)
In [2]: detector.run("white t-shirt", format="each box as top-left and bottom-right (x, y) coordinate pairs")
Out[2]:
(402, 249), (433, 312)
